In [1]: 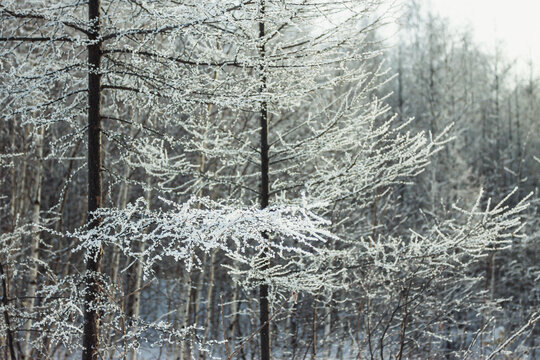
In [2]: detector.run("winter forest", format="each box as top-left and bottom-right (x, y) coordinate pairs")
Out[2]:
(0, 0), (538, 359)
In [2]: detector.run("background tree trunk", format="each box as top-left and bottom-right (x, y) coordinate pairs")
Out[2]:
(23, 126), (45, 358)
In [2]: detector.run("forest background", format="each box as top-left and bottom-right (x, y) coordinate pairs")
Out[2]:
(0, 0), (538, 359)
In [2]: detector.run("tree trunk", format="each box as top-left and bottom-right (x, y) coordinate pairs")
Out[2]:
(193, 254), (206, 329)
(324, 303), (331, 357)
(258, 1), (270, 357)
(0, 262), (16, 360)
(82, 0), (103, 358)
(23, 126), (45, 358)
(17, 127), (29, 225)
(203, 250), (217, 348)
(110, 165), (131, 286)
(172, 268), (190, 360)
(126, 177), (151, 360)
(311, 302), (317, 360)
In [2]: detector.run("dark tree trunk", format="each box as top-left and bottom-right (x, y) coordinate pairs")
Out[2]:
(82, 0), (103, 359)
(0, 262), (16, 360)
(258, 2), (270, 359)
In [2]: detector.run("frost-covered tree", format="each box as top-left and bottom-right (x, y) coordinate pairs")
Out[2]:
(1, 0), (538, 359)
(110, 1), (504, 358)
(379, 2), (540, 357)
(0, 0), (255, 358)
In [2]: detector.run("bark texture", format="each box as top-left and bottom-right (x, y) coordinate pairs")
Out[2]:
(82, 0), (103, 358)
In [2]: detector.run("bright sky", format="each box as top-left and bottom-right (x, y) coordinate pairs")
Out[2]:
(422, 0), (540, 72)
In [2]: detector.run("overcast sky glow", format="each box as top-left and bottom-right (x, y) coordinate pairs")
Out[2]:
(419, 0), (539, 71)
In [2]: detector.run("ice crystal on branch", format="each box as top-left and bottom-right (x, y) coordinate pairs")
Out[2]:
(74, 196), (340, 295)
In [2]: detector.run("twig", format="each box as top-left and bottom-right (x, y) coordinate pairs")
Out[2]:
(487, 312), (540, 360)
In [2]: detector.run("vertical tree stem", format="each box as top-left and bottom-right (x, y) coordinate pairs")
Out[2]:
(83, 0), (103, 358)
(258, 1), (270, 359)
(0, 262), (16, 360)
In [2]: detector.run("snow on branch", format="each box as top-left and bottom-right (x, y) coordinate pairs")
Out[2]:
(72, 196), (340, 294)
